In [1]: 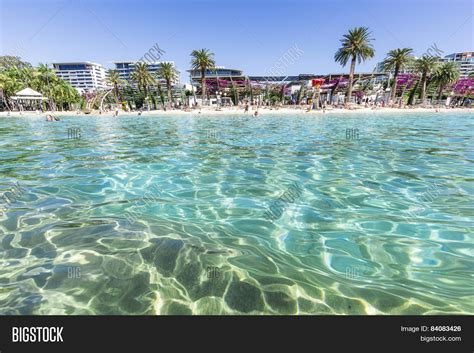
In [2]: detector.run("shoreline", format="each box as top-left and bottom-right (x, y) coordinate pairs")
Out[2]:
(0, 106), (472, 117)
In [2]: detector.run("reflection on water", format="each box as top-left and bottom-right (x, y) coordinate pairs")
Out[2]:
(0, 112), (473, 314)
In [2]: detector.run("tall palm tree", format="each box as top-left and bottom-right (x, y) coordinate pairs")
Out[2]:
(130, 62), (155, 108)
(415, 56), (439, 103)
(37, 63), (57, 110)
(432, 62), (460, 100)
(334, 27), (375, 104)
(382, 48), (414, 102)
(157, 62), (178, 105)
(155, 79), (166, 110)
(106, 69), (124, 103)
(190, 49), (215, 102)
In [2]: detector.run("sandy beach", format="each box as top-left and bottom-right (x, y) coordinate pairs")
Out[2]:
(1, 106), (472, 118)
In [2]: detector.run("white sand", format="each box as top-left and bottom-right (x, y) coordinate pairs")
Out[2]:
(0, 106), (472, 118)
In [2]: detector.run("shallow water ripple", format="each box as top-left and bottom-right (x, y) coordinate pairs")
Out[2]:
(0, 112), (473, 315)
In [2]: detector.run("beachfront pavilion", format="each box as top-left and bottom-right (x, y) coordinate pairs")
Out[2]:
(315, 72), (389, 103)
(188, 67), (389, 105)
(248, 72), (389, 105)
(187, 67), (248, 102)
(187, 68), (320, 104)
(10, 88), (48, 111)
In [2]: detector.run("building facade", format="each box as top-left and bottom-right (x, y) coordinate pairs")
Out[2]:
(113, 61), (179, 84)
(52, 62), (107, 92)
(187, 66), (244, 85)
(441, 52), (474, 77)
(374, 52), (474, 77)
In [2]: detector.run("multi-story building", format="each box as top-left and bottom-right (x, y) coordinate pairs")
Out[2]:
(440, 52), (474, 77)
(52, 62), (107, 92)
(113, 61), (179, 84)
(373, 61), (385, 74)
(374, 51), (474, 78)
(187, 66), (244, 86)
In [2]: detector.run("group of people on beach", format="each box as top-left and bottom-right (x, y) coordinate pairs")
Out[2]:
(243, 103), (259, 117)
(21, 95), (469, 119)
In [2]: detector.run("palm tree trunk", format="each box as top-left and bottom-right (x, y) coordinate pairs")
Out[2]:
(46, 75), (55, 112)
(189, 72), (197, 106)
(407, 80), (419, 106)
(437, 84), (444, 101)
(167, 80), (173, 106)
(391, 67), (399, 102)
(144, 85), (151, 110)
(346, 56), (356, 104)
(0, 89), (11, 111)
(156, 84), (165, 110)
(201, 69), (206, 103)
(420, 72), (427, 103)
(114, 84), (120, 104)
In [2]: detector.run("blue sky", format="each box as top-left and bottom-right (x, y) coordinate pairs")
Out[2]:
(1, 0), (472, 82)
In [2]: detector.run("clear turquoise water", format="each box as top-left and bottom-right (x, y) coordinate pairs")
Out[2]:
(0, 112), (473, 315)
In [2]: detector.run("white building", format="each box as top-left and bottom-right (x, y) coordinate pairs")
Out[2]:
(440, 52), (474, 77)
(112, 61), (179, 84)
(53, 62), (107, 92)
(374, 51), (474, 78)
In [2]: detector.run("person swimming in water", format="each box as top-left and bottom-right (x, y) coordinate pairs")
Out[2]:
(46, 114), (60, 121)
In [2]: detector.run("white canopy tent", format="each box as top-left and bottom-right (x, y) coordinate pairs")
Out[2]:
(11, 88), (48, 110)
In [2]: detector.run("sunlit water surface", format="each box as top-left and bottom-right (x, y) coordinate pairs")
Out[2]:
(0, 112), (473, 314)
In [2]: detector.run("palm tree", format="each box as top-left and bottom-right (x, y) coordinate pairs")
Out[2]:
(415, 56), (439, 103)
(37, 63), (57, 110)
(0, 67), (22, 110)
(432, 62), (460, 100)
(0, 71), (13, 110)
(130, 62), (155, 109)
(157, 62), (178, 105)
(190, 49), (215, 102)
(155, 79), (166, 110)
(382, 48), (414, 102)
(0, 63), (82, 111)
(334, 27), (375, 104)
(52, 80), (78, 110)
(106, 69), (124, 103)
(18, 66), (34, 87)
